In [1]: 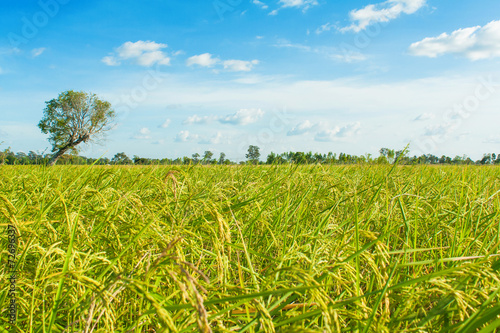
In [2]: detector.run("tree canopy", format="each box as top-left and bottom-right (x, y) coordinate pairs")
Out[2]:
(38, 90), (115, 165)
(246, 145), (261, 164)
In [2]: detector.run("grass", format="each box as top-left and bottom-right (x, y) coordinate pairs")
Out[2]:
(1, 164), (500, 332)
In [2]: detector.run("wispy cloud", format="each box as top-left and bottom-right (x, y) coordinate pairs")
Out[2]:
(341, 0), (427, 33)
(424, 123), (454, 137)
(274, 39), (367, 63)
(159, 119), (171, 128)
(252, 0), (268, 9)
(31, 47), (46, 58)
(315, 22), (335, 35)
(279, 0), (318, 11)
(186, 53), (259, 72)
(102, 41), (171, 67)
(413, 112), (435, 121)
(409, 20), (500, 60)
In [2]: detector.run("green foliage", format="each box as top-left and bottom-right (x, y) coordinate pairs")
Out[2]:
(38, 90), (115, 165)
(112, 152), (132, 165)
(246, 145), (261, 164)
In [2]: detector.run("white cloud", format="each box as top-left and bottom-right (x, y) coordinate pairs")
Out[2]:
(279, 0), (318, 11)
(274, 39), (367, 63)
(329, 52), (368, 63)
(483, 136), (500, 144)
(132, 127), (152, 140)
(413, 112), (435, 121)
(199, 132), (225, 145)
(287, 120), (315, 136)
(342, 0), (427, 33)
(409, 20), (500, 60)
(269, 9), (279, 16)
(31, 47), (46, 58)
(102, 56), (120, 66)
(103, 41), (171, 67)
(253, 0), (268, 9)
(223, 59), (259, 72)
(0, 47), (21, 55)
(424, 123), (454, 137)
(316, 23), (335, 34)
(183, 115), (217, 125)
(175, 130), (199, 142)
(159, 119), (171, 128)
(135, 51), (171, 66)
(185, 54), (259, 72)
(186, 53), (219, 67)
(315, 122), (361, 142)
(220, 108), (264, 125)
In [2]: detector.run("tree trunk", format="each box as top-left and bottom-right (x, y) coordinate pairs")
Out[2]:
(48, 147), (70, 166)
(47, 134), (89, 166)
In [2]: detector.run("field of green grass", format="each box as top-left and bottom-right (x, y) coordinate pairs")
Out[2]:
(2, 164), (500, 332)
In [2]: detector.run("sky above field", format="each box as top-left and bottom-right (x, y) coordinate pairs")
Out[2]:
(1, 0), (500, 161)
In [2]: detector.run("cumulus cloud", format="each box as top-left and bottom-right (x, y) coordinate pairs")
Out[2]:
(102, 41), (171, 67)
(175, 130), (199, 142)
(223, 59), (259, 72)
(314, 122), (361, 142)
(409, 20), (500, 60)
(132, 127), (152, 140)
(31, 47), (46, 58)
(287, 120), (315, 136)
(159, 119), (171, 128)
(183, 115), (217, 125)
(341, 0), (426, 33)
(186, 53), (219, 67)
(413, 112), (435, 121)
(220, 108), (264, 125)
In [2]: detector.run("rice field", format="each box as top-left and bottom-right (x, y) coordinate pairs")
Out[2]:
(1, 164), (500, 332)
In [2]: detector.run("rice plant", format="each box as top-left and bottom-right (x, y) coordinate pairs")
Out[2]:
(1, 164), (500, 332)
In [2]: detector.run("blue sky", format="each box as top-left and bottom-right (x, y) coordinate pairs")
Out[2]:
(1, 0), (500, 161)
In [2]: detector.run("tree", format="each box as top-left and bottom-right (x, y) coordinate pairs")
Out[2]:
(0, 146), (12, 165)
(203, 151), (214, 164)
(38, 90), (115, 166)
(192, 153), (200, 164)
(111, 152), (132, 165)
(246, 145), (260, 164)
(218, 152), (226, 165)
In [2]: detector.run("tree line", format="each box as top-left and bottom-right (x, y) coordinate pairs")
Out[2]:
(1, 145), (500, 166)
(2, 90), (499, 167)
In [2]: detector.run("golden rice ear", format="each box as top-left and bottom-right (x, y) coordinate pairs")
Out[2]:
(164, 170), (179, 199)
